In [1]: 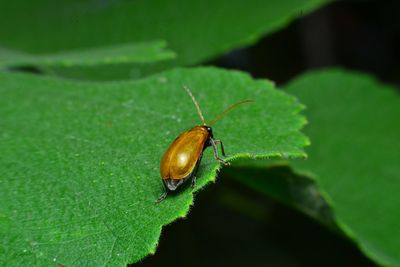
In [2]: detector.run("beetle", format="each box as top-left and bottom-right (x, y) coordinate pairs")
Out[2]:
(156, 85), (254, 203)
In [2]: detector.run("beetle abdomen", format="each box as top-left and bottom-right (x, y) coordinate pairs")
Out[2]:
(160, 126), (209, 180)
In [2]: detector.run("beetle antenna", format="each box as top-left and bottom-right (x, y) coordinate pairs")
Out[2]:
(209, 100), (255, 126)
(183, 85), (207, 125)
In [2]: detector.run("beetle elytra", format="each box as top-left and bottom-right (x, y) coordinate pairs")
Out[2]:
(157, 85), (254, 203)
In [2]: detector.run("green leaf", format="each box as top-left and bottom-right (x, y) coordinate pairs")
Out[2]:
(0, 67), (308, 266)
(0, 0), (330, 79)
(0, 41), (175, 69)
(225, 164), (336, 228)
(283, 69), (400, 267)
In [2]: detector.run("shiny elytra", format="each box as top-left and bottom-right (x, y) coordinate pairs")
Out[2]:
(157, 85), (253, 203)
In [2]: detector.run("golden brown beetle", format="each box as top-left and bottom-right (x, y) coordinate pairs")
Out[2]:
(157, 85), (253, 203)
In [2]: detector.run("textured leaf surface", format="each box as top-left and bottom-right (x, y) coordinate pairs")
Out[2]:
(0, 67), (308, 266)
(0, 0), (329, 79)
(283, 69), (400, 267)
(0, 41), (174, 68)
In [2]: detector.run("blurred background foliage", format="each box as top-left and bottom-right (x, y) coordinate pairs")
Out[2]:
(140, 1), (400, 266)
(1, 0), (400, 266)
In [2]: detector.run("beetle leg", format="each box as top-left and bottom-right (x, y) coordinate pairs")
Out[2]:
(191, 176), (197, 188)
(156, 191), (167, 203)
(191, 155), (202, 188)
(156, 186), (168, 203)
(213, 139), (226, 156)
(210, 138), (230, 165)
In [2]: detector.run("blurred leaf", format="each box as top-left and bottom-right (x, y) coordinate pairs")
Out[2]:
(0, 67), (307, 266)
(0, 41), (174, 69)
(282, 69), (400, 267)
(0, 0), (330, 79)
(226, 165), (336, 227)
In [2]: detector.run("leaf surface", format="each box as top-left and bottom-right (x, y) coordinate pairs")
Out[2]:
(0, 41), (174, 69)
(226, 164), (336, 228)
(0, 0), (330, 79)
(0, 67), (307, 266)
(282, 69), (400, 267)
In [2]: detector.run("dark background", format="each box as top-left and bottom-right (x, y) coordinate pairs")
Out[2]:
(138, 1), (398, 266)
(213, 0), (400, 87)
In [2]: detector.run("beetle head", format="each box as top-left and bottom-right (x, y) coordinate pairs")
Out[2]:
(206, 126), (213, 138)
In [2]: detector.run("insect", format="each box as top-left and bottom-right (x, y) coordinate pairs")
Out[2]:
(156, 85), (254, 203)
